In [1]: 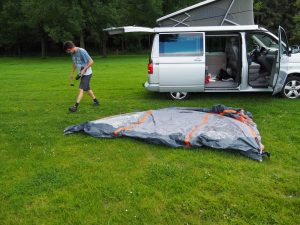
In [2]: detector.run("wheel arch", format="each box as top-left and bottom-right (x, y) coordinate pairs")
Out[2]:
(287, 73), (300, 79)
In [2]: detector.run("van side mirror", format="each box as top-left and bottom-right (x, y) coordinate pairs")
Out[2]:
(291, 45), (300, 54)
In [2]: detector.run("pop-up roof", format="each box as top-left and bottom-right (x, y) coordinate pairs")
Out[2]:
(157, 0), (254, 27)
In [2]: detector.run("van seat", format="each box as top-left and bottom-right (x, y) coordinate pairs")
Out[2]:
(249, 62), (260, 73)
(248, 62), (261, 81)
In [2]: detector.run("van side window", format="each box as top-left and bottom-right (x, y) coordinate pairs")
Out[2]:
(159, 33), (204, 57)
(206, 36), (226, 53)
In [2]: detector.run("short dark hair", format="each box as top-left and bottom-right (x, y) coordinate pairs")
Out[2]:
(63, 41), (75, 51)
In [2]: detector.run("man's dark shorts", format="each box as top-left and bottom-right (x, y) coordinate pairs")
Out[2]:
(79, 74), (92, 91)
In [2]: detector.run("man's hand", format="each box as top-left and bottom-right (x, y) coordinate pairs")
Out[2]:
(76, 68), (84, 80)
(69, 74), (74, 86)
(69, 63), (76, 84)
(80, 68), (86, 76)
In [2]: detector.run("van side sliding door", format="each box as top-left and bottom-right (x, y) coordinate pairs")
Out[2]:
(158, 32), (205, 92)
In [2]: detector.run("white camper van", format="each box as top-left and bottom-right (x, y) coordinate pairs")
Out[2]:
(105, 25), (300, 99)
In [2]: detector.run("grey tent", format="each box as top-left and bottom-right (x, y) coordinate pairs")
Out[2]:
(157, 0), (254, 27)
(64, 105), (269, 161)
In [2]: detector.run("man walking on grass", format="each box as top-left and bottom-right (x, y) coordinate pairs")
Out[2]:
(64, 41), (99, 112)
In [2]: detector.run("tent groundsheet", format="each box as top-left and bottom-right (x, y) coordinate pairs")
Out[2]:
(64, 105), (269, 161)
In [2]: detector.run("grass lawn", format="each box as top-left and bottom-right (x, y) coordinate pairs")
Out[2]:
(0, 55), (299, 225)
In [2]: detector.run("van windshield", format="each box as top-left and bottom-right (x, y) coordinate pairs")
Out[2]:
(159, 33), (204, 57)
(250, 33), (279, 50)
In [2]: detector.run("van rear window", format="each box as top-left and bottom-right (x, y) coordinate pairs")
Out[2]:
(159, 33), (204, 57)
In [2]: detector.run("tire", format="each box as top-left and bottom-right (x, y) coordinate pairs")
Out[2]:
(169, 92), (190, 100)
(280, 76), (300, 99)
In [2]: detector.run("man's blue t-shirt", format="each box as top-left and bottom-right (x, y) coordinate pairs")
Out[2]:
(71, 48), (92, 76)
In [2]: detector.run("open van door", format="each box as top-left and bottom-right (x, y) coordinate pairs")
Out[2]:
(103, 26), (154, 35)
(270, 26), (289, 95)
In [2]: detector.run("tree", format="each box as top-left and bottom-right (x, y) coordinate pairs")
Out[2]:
(0, 0), (30, 56)
(21, 0), (83, 57)
(77, 0), (125, 56)
(254, 0), (297, 42)
(1, 0), (299, 56)
(43, 2), (82, 44)
(293, 0), (300, 43)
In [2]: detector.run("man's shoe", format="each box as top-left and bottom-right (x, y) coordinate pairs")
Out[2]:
(93, 100), (100, 106)
(69, 106), (77, 112)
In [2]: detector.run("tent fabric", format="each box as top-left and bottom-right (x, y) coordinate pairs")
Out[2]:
(64, 105), (269, 161)
(157, 0), (254, 27)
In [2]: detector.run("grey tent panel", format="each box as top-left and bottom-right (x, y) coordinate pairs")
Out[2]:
(157, 0), (254, 27)
(64, 105), (269, 161)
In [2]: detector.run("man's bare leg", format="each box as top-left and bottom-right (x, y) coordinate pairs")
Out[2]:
(87, 90), (96, 99)
(76, 88), (84, 103)
(69, 88), (84, 112)
(87, 89), (99, 105)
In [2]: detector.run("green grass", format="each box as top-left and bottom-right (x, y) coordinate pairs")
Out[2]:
(0, 55), (299, 225)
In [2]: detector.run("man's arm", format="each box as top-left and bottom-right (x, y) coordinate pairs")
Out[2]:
(81, 58), (94, 76)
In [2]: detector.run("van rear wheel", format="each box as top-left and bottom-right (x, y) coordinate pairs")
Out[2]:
(169, 92), (190, 100)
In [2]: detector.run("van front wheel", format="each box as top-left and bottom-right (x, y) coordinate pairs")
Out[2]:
(281, 76), (300, 99)
(169, 92), (190, 100)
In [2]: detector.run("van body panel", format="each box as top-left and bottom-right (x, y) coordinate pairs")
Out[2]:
(148, 35), (160, 84)
(204, 87), (273, 92)
(148, 57), (159, 84)
(159, 63), (205, 87)
(287, 53), (300, 77)
(159, 85), (205, 92)
(158, 32), (205, 92)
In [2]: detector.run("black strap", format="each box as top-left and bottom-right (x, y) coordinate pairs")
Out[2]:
(262, 152), (271, 158)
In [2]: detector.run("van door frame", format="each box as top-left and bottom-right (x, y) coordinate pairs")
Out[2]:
(204, 32), (243, 90)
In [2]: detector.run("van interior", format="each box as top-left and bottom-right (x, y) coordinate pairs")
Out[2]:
(205, 34), (241, 88)
(204, 33), (278, 89)
(246, 33), (278, 88)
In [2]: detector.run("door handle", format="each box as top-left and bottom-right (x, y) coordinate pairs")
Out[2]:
(194, 58), (202, 62)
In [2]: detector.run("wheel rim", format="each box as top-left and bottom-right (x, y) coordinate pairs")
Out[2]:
(170, 92), (188, 100)
(284, 80), (300, 99)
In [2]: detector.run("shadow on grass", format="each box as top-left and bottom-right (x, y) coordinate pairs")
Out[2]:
(71, 133), (252, 162)
(114, 137), (252, 161)
(190, 92), (276, 100)
(141, 91), (278, 102)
